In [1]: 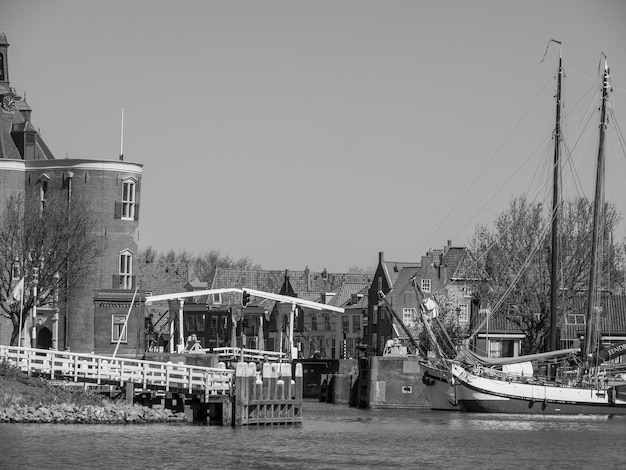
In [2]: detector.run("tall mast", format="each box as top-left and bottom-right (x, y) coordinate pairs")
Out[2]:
(550, 51), (563, 351)
(584, 57), (610, 358)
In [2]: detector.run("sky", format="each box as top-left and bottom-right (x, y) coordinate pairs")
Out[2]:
(3, 0), (626, 272)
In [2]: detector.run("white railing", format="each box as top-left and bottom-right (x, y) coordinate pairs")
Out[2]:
(211, 347), (285, 362)
(0, 345), (234, 395)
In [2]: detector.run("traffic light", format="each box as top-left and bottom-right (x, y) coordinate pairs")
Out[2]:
(242, 290), (250, 308)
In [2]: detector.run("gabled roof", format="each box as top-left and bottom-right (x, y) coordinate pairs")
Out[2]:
(447, 247), (487, 281)
(0, 94), (55, 160)
(390, 266), (420, 297)
(381, 260), (420, 288)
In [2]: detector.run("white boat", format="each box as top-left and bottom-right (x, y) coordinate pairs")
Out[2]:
(451, 52), (626, 414)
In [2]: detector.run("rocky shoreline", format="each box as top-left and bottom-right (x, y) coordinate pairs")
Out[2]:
(0, 402), (187, 424)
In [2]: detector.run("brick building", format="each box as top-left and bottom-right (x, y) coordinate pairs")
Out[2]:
(367, 245), (482, 356)
(0, 31), (142, 353)
(201, 267), (372, 359)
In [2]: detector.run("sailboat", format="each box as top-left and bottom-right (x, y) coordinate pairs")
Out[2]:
(450, 54), (626, 414)
(413, 282), (461, 411)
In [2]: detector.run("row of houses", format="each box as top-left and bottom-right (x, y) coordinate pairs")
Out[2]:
(2, 30), (626, 361)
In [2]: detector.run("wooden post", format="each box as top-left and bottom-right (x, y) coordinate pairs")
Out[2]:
(125, 382), (134, 403)
(234, 361), (248, 426)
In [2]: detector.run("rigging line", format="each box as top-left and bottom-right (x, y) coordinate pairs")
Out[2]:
(472, 186), (562, 317)
(560, 85), (602, 201)
(609, 107), (626, 159)
(448, 131), (552, 248)
(413, 73), (556, 261)
(563, 67), (598, 84)
(468, 215), (554, 342)
(455, 160), (552, 283)
(452, 140), (554, 282)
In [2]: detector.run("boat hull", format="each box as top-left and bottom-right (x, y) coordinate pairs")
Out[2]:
(421, 363), (460, 411)
(451, 363), (626, 415)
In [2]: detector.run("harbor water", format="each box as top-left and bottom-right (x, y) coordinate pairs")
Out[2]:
(1, 399), (626, 469)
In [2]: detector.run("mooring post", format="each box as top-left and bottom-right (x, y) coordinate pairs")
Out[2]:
(125, 382), (134, 403)
(262, 362), (271, 400)
(247, 362), (257, 400)
(295, 362), (303, 400)
(280, 363), (292, 400)
(269, 363), (279, 400)
(234, 362), (248, 426)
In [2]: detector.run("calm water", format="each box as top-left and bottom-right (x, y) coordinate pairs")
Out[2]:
(1, 400), (626, 469)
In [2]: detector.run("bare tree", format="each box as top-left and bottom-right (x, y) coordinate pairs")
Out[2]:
(469, 195), (623, 354)
(0, 193), (100, 345)
(137, 247), (261, 282)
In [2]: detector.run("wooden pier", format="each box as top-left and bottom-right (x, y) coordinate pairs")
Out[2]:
(0, 345), (302, 426)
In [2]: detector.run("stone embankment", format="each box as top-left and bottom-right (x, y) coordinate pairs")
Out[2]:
(0, 402), (187, 424)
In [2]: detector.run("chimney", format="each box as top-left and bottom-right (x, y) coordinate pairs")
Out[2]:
(304, 266), (311, 291)
(379, 251), (384, 264)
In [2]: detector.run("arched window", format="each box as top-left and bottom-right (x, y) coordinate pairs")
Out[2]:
(38, 174), (50, 213)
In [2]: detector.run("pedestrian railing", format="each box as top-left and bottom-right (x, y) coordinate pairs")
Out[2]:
(211, 347), (285, 362)
(0, 345), (234, 395)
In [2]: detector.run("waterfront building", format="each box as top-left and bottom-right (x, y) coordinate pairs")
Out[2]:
(0, 31), (142, 353)
(367, 245), (482, 356)
(200, 267), (372, 359)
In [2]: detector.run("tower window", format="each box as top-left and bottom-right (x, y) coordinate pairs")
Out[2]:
(38, 174), (50, 213)
(121, 179), (136, 220)
(119, 250), (133, 290)
(112, 314), (127, 343)
(40, 180), (48, 212)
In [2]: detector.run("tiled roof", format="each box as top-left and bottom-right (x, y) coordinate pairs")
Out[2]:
(390, 266), (420, 296)
(327, 283), (370, 307)
(471, 309), (524, 334)
(207, 267), (372, 307)
(137, 262), (189, 296)
(209, 267), (370, 294)
(446, 247), (484, 280)
(561, 293), (626, 339)
(382, 261), (420, 287)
